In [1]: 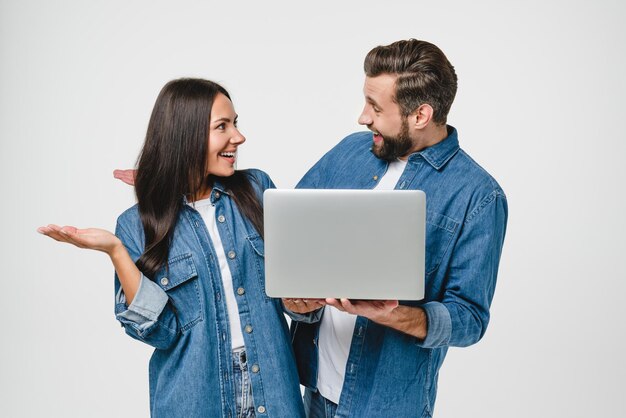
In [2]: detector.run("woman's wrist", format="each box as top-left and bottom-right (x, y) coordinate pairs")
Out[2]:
(108, 239), (126, 260)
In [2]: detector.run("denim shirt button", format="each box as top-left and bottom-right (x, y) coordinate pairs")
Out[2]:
(214, 191), (221, 199)
(257, 406), (266, 414)
(237, 287), (245, 295)
(228, 251), (236, 259)
(160, 277), (169, 286)
(245, 325), (253, 333)
(251, 364), (260, 373)
(373, 175), (378, 181)
(217, 215), (225, 223)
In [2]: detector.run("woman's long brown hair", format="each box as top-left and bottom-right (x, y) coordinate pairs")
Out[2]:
(134, 78), (263, 278)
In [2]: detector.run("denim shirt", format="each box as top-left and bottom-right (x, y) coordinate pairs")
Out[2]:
(290, 128), (508, 417)
(114, 169), (305, 418)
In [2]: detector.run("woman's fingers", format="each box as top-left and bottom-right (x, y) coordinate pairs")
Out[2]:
(37, 224), (72, 243)
(283, 298), (326, 313)
(113, 169), (137, 186)
(37, 224), (91, 249)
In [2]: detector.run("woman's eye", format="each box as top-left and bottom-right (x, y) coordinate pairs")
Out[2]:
(217, 123), (225, 130)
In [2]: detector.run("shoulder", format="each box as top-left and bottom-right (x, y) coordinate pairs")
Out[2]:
(115, 204), (142, 232)
(445, 149), (507, 224)
(331, 131), (373, 154)
(311, 131), (373, 167)
(240, 168), (274, 189)
(454, 149), (506, 198)
(242, 168), (270, 183)
(238, 169), (276, 198)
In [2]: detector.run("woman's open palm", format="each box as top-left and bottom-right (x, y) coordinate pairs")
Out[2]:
(37, 224), (121, 255)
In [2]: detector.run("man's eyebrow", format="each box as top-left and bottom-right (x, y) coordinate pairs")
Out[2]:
(366, 96), (381, 108)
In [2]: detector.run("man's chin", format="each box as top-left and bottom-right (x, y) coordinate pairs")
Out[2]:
(372, 145), (396, 162)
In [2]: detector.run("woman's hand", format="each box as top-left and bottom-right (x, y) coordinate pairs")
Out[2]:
(37, 224), (123, 256)
(113, 169), (136, 186)
(282, 298), (326, 314)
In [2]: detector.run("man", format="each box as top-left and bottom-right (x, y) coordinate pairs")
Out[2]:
(283, 39), (508, 417)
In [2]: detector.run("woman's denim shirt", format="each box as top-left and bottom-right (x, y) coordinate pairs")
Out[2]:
(114, 169), (305, 418)
(290, 128), (508, 417)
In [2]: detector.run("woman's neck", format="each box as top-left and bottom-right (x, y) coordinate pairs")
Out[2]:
(189, 185), (212, 203)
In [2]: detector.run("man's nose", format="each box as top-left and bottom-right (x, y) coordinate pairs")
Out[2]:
(358, 109), (372, 126)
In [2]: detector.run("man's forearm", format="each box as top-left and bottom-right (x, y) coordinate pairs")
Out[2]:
(373, 305), (428, 340)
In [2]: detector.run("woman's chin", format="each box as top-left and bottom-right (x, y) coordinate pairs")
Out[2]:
(207, 167), (236, 177)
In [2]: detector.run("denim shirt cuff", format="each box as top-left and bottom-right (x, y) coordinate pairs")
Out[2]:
(419, 301), (452, 348)
(115, 274), (169, 331)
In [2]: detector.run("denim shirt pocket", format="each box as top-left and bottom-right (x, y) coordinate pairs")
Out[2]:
(425, 212), (459, 275)
(245, 234), (271, 302)
(154, 253), (203, 332)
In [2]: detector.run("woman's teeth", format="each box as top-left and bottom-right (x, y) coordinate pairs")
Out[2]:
(219, 152), (235, 158)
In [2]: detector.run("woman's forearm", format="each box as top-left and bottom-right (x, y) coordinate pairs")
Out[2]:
(109, 244), (142, 305)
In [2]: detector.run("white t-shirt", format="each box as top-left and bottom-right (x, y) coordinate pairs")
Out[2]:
(191, 198), (245, 350)
(317, 159), (407, 403)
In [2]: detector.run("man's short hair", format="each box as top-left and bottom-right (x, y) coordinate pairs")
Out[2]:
(364, 39), (458, 125)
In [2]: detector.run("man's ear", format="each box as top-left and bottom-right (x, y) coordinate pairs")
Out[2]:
(410, 104), (434, 130)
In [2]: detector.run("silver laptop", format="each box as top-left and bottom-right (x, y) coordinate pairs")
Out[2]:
(263, 189), (425, 300)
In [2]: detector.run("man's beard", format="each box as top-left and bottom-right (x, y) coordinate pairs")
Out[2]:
(371, 119), (413, 162)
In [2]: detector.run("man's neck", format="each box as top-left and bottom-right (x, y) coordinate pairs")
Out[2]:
(400, 124), (449, 160)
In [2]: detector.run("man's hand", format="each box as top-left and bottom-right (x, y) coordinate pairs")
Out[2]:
(283, 298), (326, 314)
(325, 298), (428, 340)
(325, 298), (399, 322)
(113, 169), (137, 186)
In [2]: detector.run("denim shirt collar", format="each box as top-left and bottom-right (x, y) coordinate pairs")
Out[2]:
(181, 179), (230, 205)
(408, 125), (460, 170)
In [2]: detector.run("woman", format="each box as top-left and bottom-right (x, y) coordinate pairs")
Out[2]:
(38, 78), (305, 418)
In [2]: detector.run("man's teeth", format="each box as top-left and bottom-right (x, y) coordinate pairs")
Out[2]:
(219, 152), (235, 158)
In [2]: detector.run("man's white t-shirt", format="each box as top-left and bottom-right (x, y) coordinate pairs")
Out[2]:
(317, 158), (407, 403)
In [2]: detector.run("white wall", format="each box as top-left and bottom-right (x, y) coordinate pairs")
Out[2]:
(1, 0), (624, 416)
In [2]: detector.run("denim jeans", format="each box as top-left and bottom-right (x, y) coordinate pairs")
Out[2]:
(303, 388), (337, 418)
(233, 348), (256, 418)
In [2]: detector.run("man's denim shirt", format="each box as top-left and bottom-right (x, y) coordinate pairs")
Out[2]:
(114, 169), (305, 418)
(290, 127), (508, 417)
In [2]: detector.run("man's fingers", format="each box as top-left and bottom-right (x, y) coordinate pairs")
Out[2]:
(340, 298), (355, 310)
(325, 298), (346, 312)
(384, 300), (400, 310)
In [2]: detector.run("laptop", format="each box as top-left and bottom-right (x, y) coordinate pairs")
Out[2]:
(263, 189), (425, 300)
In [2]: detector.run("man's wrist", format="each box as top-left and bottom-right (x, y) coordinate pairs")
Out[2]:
(374, 305), (428, 340)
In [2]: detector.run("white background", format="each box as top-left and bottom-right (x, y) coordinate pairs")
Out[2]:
(1, 0), (625, 417)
